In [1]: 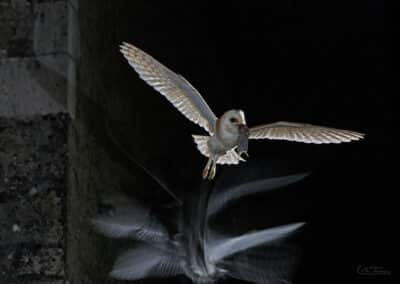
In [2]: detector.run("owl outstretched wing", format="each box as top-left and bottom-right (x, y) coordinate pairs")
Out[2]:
(120, 42), (217, 134)
(250, 121), (364, 144)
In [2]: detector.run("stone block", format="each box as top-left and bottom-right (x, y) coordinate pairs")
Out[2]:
(0, 0), (33, 58)
(33, 1), (69, 55)
(15, 247), (65, 276)
(0, 0), (72, 58)
(0, 114), (68, 243)
(0, 56), (69, 116)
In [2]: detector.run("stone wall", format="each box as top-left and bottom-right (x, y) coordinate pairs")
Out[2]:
(0, 0), (78, 117)
(0, 114), (68, 283)
(0, 0), (77, 282)
(2, 1), (227, 283)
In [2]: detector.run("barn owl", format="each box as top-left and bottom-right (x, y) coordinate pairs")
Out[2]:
(120, 42), (364, 180)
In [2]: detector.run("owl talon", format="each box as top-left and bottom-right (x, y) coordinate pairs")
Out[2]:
(202, 158), (216, 180)
(202, 167), (209, 179)
(202, 158), (212, 179)
(208, 162), (216, 180)
(241, 151), (249, 158)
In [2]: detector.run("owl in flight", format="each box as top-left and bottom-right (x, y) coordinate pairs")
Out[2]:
(120, 42), (364, 180)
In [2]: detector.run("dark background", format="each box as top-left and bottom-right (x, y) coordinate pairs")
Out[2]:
(72, 0), (393, 283)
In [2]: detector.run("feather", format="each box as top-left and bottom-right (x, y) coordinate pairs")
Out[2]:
(192, 135), (244, 165)
(207, 173), (309, 215)
(222, 245), (300, 284)
(91, 201), (169, 243)
(250, 121), (364, 144)
(207, 223), (305, 263)
(120, 42), (217, 134)
(110, 245), (182, 280)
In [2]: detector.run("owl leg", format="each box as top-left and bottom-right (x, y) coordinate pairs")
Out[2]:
(208, 159), (217, 180)
(202, 158), (212, 179)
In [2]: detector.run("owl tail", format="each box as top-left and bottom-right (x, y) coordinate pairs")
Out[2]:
(192, 135), (245, 166)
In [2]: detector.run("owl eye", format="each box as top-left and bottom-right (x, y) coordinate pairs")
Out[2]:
(230, 117), (238, 123)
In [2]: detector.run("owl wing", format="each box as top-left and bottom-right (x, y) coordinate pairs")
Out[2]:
(207, 173), (309, 216)
(120, 42), (217, 134)
(249, 121), (364, 144)
(222, 245), (300, 284)
(91, 198), (169, 243)
(208, 222), (305, 263)
(110, 245), (182, 280)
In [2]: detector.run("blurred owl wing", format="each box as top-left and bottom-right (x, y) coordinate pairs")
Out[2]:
(221, 245), (300, 284)
(91, 201), (169, 243)
(120, 42), (217, 134)
(110, 245), (182, 280)
(249, 121), (364, 144)
(208, 222), (305, 263)
(207, 173), (309, 216)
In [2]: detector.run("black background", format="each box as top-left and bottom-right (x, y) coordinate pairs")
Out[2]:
(83, 1), (393, 283)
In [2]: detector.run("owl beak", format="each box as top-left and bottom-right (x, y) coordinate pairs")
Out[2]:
(238, 110), (247, 125)
(237, 124), (249, 158)
(237, 123), (249, 134)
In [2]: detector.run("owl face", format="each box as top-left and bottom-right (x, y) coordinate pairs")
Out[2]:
(225, 109), (246, 127)
(217, 110), (248, 140)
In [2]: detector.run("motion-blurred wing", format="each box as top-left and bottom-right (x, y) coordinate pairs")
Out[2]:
(120, 42), (217, 134)
(208, 173), (309, 216)
(249, 121), (364, 144)
(110, 245), (182, 280)
(208, 223), (304, 263)
(222, 245), (300, 284)
(91, 200), (169, 243)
